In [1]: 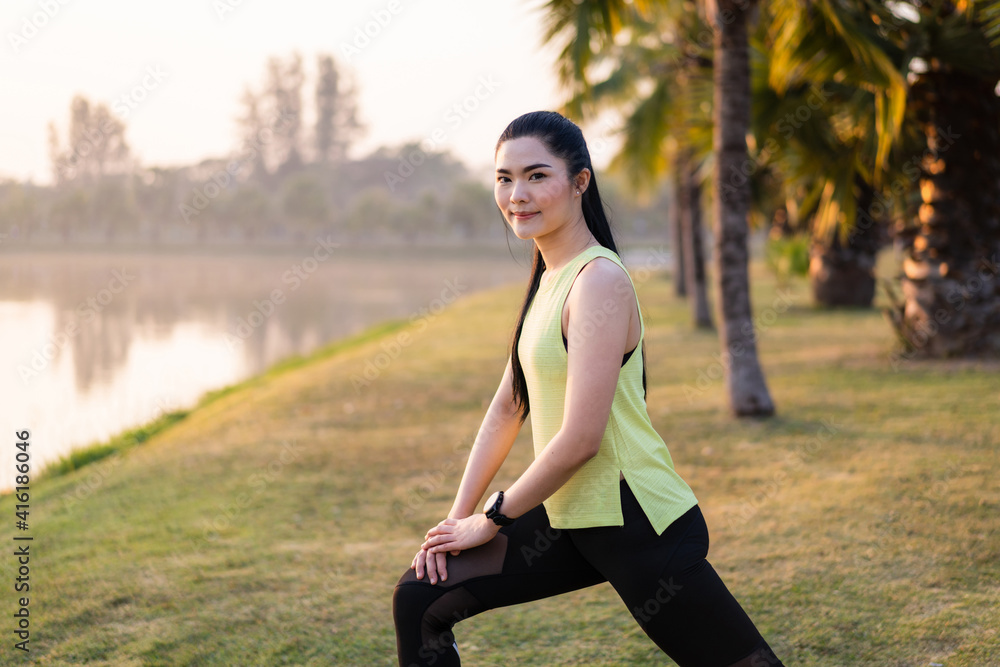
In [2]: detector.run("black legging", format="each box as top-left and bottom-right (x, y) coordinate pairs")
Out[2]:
(393, 479), (784, 667)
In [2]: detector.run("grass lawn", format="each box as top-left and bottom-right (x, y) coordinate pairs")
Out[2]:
(3, 254), (998, 666)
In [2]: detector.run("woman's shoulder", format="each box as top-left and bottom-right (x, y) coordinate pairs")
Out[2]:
(571, 254), (635, 303)
(584, 244), (624, 266)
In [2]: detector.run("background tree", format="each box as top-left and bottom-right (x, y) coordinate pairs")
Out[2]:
(219, 184), (273, 242)
(883, 1), (1000, 356)
(282, 172), (331, 240)
(545, 0), (716, 328)
(542, 0), (770, 414)
(447, 181), (494, 239)
(314, 54), (362, 164)
(45, 95), (135, 241)
(762, 0), (907, 308)
(0, 182), (42, 241)
(267, 53), (305, 177)
(709, 0), (775, 415)
(235, 86), (269, 181)
(92, 176), (139, 240)
(47, 187), (89, 241)
(48, 95), (131, 186)
(133, 167), (187, 244)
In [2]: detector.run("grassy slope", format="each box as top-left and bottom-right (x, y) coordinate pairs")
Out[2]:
(3, 259), (999, 666)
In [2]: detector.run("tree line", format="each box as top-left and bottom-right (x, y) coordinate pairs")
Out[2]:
(0, 52), (666, 247)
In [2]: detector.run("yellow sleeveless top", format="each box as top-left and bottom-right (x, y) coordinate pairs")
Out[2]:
(517, 244), (698, 534)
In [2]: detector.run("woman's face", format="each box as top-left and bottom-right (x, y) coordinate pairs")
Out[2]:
(494, 136), (588, 241)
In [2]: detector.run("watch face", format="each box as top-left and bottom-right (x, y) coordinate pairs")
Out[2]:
(484, 491), (500, 514)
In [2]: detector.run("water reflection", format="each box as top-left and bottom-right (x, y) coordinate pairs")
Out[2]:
(0, 243), (539, 491)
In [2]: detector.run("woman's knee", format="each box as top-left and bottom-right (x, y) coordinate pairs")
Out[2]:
(396, 565), (420, 587)
(393, 564), (436, 626)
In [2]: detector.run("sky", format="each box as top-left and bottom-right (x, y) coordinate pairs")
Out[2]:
(1, 0), (620, 185)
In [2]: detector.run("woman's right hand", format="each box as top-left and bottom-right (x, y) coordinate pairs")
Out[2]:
(411, 546), (460, 585)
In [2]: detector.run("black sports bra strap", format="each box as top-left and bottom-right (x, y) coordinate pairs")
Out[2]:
(562, 333), (637, 367)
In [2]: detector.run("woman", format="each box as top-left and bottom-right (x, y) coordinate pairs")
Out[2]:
(392, 111), (784, 667)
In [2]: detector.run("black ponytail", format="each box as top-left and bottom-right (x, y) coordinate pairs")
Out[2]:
(497, 111), (646, 424)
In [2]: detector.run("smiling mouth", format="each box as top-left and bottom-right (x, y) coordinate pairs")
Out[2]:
(511, 211), (538, 219)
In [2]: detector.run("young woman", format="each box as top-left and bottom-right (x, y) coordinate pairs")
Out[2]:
(392, 111), (785, 667)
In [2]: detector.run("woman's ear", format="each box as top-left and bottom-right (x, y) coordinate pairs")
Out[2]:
(575, 168), (591, 196)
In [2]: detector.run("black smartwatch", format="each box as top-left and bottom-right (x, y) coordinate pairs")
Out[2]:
(484, 490), (514, 526)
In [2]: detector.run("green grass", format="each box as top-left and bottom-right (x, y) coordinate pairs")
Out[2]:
(2, 254), (999, 666)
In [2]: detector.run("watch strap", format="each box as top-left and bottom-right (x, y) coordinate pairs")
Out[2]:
(485, 490), (514, 526)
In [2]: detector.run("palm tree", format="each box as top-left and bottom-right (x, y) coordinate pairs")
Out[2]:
(547, 2), (716, 329)
(762, 0), (908, 308)
(882, 1), (1000, 356)
(707, 0), (775, 415)
(762, 0), (1000, 351)
(678, 146), (715, 327)
(542, 0), (771, 415)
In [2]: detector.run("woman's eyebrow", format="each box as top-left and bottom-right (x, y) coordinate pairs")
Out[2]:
(496, 163), (553, 174)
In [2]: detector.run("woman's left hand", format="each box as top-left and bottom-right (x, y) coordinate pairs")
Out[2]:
(421, 514), (501, 554)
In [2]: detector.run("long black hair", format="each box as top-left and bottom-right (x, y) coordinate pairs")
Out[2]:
(497, 110), (646, 424)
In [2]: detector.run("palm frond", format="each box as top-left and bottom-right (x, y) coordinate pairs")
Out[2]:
(609, 77), (675, 192)
(766, 0), (907, 177)
(981, 0), (1000, 46)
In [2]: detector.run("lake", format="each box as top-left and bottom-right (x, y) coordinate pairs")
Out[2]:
(0, 240), (670, 492)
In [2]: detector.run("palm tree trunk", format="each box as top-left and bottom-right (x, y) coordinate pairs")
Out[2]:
(810, 178), (881, 307)
(671, 167), (688, 297)
(679, 150), (714, 328)
(711, 0), (775, 416)
(889, 66), (1000, 356)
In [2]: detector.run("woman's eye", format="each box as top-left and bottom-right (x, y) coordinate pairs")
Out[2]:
(497, 176), (510, 184)
(529, 172), (545, 180)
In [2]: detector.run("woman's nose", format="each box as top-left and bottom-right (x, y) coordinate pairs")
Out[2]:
(510, 180), (529, 203)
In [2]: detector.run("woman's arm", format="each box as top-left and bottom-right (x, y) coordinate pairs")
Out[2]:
(411, 355), (523, 583)
(423, 259), (635, 554)
(447, 356), (524, 519)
